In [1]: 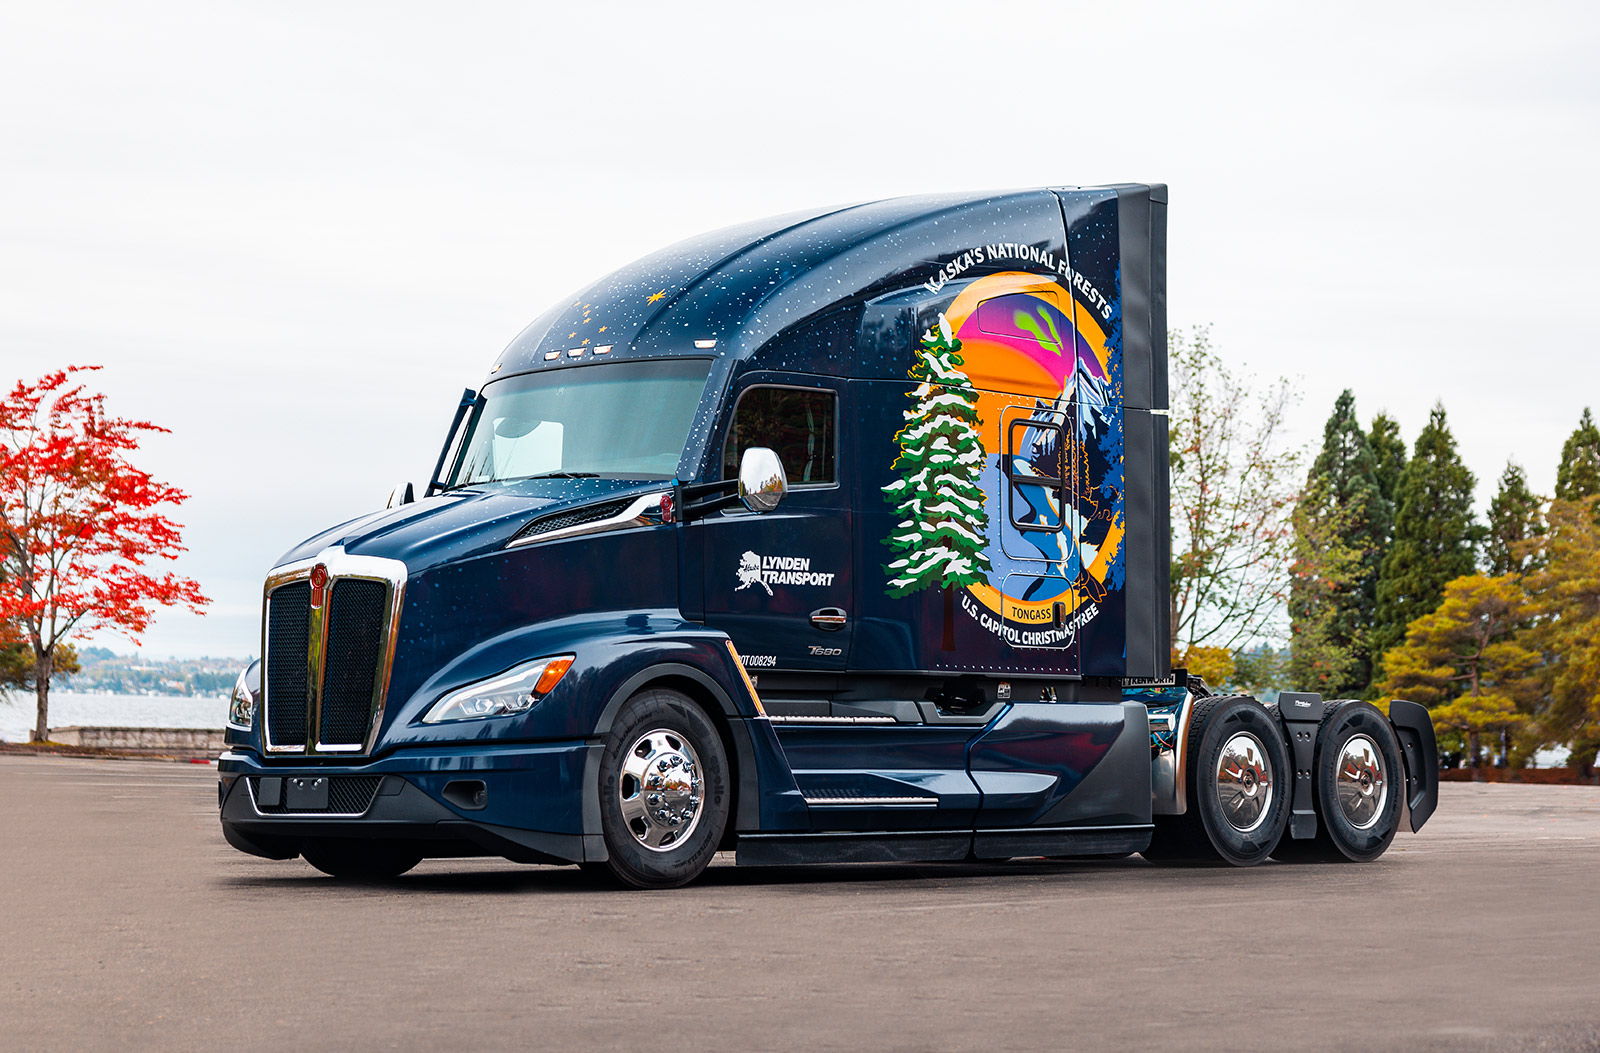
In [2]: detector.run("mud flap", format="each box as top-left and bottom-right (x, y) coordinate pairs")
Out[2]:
(1276, 692), (1324, 840)
(1388, 699), (1439, 833)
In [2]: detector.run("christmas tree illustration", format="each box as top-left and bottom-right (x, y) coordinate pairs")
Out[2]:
(883, 315), (992, 646)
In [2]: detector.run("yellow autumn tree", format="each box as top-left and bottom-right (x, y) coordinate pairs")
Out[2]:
(1173, 644), (1235, 690)
(1377, 573), (1540, 772)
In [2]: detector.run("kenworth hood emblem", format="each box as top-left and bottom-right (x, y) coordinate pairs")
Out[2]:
(309, 563), (329, 609)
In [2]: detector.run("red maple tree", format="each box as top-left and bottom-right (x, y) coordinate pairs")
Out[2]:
(0, 367), (207, 742)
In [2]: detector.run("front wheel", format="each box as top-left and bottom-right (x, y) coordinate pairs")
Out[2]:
(1143, 695), (1291, 867)
(595, 688), (731, 889)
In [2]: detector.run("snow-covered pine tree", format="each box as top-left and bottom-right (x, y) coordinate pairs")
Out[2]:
(883, 315), (992, 628)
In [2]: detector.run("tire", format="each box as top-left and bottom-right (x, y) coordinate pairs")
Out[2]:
(596, 688), (731, 889)
(1274, 701), (1403, 863)
(300, 840), (422, 879)
(1142, 695), (1291, 867)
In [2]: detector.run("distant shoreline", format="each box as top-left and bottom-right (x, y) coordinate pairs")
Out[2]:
(0, 689), (228, 743)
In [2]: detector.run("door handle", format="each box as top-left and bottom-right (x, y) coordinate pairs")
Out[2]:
(1052, 601), (1066, 629)
(810, 607), (848, 631)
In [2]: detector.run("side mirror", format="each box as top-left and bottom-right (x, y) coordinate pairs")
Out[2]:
(386, 481), (415, 509)
(738, 447), (787, 514)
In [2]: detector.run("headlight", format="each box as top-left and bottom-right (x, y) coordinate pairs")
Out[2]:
(422, 655), (575, 724)
(227, 669), (254, 731)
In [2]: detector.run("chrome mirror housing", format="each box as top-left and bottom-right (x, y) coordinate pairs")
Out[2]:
(386, 481), (416, 509)
(738, 447), (787, 514)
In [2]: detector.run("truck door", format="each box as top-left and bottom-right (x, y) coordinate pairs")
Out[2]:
(700, 375), (982, 835)
(698, 376), (853, 672)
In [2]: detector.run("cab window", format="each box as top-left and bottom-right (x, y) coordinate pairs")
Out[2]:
(721, 386), (837, 486)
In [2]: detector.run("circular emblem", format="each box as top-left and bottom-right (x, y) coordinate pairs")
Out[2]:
(309, 563), (329, 609)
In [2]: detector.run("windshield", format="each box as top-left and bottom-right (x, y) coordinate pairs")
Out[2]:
(446, 359), (713, 486)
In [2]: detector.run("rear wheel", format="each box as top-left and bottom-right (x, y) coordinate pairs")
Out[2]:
(1274, 701), (1403, 863)
(300, 840), (422, 879)
(596, 688), (730, 889)
(1143, 695), (1291, 867)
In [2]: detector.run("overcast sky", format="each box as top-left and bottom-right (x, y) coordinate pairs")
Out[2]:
(2, 0), (1597, 660)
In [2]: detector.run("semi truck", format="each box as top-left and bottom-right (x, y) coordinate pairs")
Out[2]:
(217, 185), (1439, 887)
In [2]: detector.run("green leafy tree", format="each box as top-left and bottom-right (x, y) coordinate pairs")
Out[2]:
(0, 636), (78, 693)
(1555, 408), (1600, 503)
(1168, 326), (1301, 657)
(1372, 403), (1481, 682)
(1377, 574), (1538, 772)
(0, 567), (78, 699)
(1228, 645), (1288, 697)
(1367, 412), (1407, 541)
(1520, 497), (1600, 773)
(1288, 477), (1365, 697)
(883, 315), (991, 648)
(1289, 391), (1389, 695)
(1486, 460), (1545, 577)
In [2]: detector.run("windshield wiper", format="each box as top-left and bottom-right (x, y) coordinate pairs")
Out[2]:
(523, 471), (602, 479)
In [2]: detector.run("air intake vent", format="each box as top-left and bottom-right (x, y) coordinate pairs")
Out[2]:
(512, 499), (632, 543)
(319, 579), (388, 746)
(251, 775), (383, 815)
(265, 581), (311, 748)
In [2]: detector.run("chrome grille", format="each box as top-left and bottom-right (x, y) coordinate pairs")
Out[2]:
(261, 548), (406, 756)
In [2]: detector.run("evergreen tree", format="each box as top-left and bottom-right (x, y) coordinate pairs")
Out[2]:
(1554, 407), (1600, 502)
(1368, 413), (1408, 516)
(1289, 390), (1388, 695)
(883, 315), (992, 627)
(1371, 403), (1481, 680)
(1288, 477), (1364, 697)
(1486, 460), (1544, 577)
(1521, 497), (1600, 774)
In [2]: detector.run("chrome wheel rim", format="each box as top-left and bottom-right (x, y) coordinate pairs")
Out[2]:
(1335, 734), (1387, 831)
(1215, 732), (1274, 834)
(617, 728), (704, 852)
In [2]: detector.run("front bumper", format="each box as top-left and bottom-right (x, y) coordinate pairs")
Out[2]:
(217, 739), (603, 864)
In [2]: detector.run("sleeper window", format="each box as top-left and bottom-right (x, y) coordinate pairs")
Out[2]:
(722, 387), (837, 486)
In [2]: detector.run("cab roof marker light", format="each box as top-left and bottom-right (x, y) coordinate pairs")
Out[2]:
(594, 345), (612, 354)
(694, 339), (717, 349)
(568, 348), (584, 357)
(544, 351), (561, 361)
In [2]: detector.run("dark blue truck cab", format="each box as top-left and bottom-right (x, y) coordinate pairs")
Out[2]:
(218, 186), (1438, 886)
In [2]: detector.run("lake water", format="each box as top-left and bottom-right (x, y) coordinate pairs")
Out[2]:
(0, 690), (227, 742)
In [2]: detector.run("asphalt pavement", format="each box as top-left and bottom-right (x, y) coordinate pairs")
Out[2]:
(2, 754), (1598, 1051)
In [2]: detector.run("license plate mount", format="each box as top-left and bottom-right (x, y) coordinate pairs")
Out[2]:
(285, 776), (330, 811)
